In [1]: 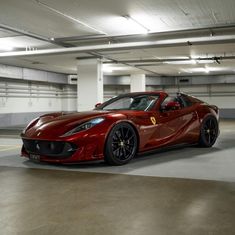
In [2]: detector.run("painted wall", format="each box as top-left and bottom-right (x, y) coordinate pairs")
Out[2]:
(146, 84), (235, 118)
(0, 78), (77, 127)
(1, 70), (235, 128)
(103, 85), (130, 101)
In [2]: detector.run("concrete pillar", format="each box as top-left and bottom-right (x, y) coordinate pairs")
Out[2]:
(77, 59), (103, 111)
(130, 74), (146, 92)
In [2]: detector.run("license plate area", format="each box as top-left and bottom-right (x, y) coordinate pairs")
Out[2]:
(29, 154), (40, 161)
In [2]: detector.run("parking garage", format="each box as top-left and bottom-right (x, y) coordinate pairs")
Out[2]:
(0, 0), (235, 234)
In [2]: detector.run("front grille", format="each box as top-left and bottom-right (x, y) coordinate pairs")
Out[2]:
(22, 139), (77, 158)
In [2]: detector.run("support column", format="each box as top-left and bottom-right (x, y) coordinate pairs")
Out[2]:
(130, 74), (146, 92)
(77, 59), (103, 111)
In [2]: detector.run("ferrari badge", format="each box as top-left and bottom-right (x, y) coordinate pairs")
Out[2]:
(150, 116), (156, 125)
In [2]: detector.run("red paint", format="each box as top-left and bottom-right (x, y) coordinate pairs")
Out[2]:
(21, 91), (219, 163)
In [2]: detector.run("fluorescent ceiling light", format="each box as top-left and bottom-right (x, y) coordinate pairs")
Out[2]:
(164, 59), (216, 65)
(197, 60), (214, 64)
(123, 15), (150, 35)
(164, 59), (197, 65)
(182, 67), (212, 73)
(103, 64), (133, 73)
(103, 67), (113, 73)
(102, 64), (113, 73)
(0, 39), (14, 51)
(0, 44), (14, 51)
(157, 35), (235, 44)
(154, 56), (190, 60)
(190, 55), (199, 59)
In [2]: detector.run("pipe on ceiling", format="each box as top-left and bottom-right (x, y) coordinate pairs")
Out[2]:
(1, 34), (235, 57)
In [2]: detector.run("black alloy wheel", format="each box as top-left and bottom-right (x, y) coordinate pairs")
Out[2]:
(105, 122), (138, 165)
(199, 116), (218, 147)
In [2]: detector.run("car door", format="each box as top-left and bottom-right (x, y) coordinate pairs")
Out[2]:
(145, 98), (197, 149)
(156, 107), (195, 141)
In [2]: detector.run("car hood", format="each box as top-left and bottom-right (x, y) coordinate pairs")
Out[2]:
(23, 110), (113, 139)
(22, 109), (148, 139)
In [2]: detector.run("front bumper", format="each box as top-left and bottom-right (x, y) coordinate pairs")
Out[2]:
(22, 139), (77, 159)
(21, 137), (104, 164)
(20, 119), (113, 163)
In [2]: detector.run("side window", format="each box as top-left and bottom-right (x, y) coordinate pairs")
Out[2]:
(161, 97), (173, 108)
(161, 94), (194, 112)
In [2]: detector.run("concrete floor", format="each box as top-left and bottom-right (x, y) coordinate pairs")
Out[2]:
(0, 120), (235, 234)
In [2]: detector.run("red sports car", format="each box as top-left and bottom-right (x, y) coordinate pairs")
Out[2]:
(21, 91), (219, 165)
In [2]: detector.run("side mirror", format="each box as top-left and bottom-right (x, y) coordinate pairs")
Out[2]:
(162, 101), (181, 111)
(95, 103), (102, 108)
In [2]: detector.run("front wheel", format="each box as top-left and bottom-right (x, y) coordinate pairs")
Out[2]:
(198, 116), (219, 147)
(104, 123), (138, 165)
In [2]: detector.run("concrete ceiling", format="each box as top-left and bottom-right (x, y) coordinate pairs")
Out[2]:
(1, 0), (235, 76)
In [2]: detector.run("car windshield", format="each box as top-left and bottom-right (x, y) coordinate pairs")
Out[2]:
(98, 94), (159, 111)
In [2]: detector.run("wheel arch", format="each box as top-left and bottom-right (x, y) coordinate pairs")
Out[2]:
(196, 104), (218, 125)
(103, 120), (140, 155)
(198, 114), (219, 147)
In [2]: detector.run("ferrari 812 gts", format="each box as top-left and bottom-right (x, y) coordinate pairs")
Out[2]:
(21, 91), (219, 165)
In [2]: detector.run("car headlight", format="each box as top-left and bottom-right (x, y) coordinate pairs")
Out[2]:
(61, 117), (105, 137)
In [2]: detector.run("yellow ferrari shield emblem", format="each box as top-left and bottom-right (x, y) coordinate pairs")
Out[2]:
(150, 116), (156, 125)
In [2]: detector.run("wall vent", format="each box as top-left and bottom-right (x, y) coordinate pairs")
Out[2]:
(68, 75), (77, 84)
(178, 78), (190, 84)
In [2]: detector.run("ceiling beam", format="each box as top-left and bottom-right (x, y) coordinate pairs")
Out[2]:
(2, 34), (235, 58)
(102, 57), (230, 64)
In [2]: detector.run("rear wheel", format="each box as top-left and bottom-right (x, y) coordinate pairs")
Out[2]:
(104, 123), (138, 165)
(199, 116), (218, 147)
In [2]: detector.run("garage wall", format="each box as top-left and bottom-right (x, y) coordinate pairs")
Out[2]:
(146, 84), (235, 118)
(104, 85), (130, 101)
(0, 82), (128, 127)
(103, 75), (235, 119)
(1, 71), (235, 128)
(0, 64), (68, 84)
(0, 78), (77, 127)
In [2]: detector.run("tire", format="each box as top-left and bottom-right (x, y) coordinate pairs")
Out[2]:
(104, 122), (138, 165)
(198, 115), (219, 147)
